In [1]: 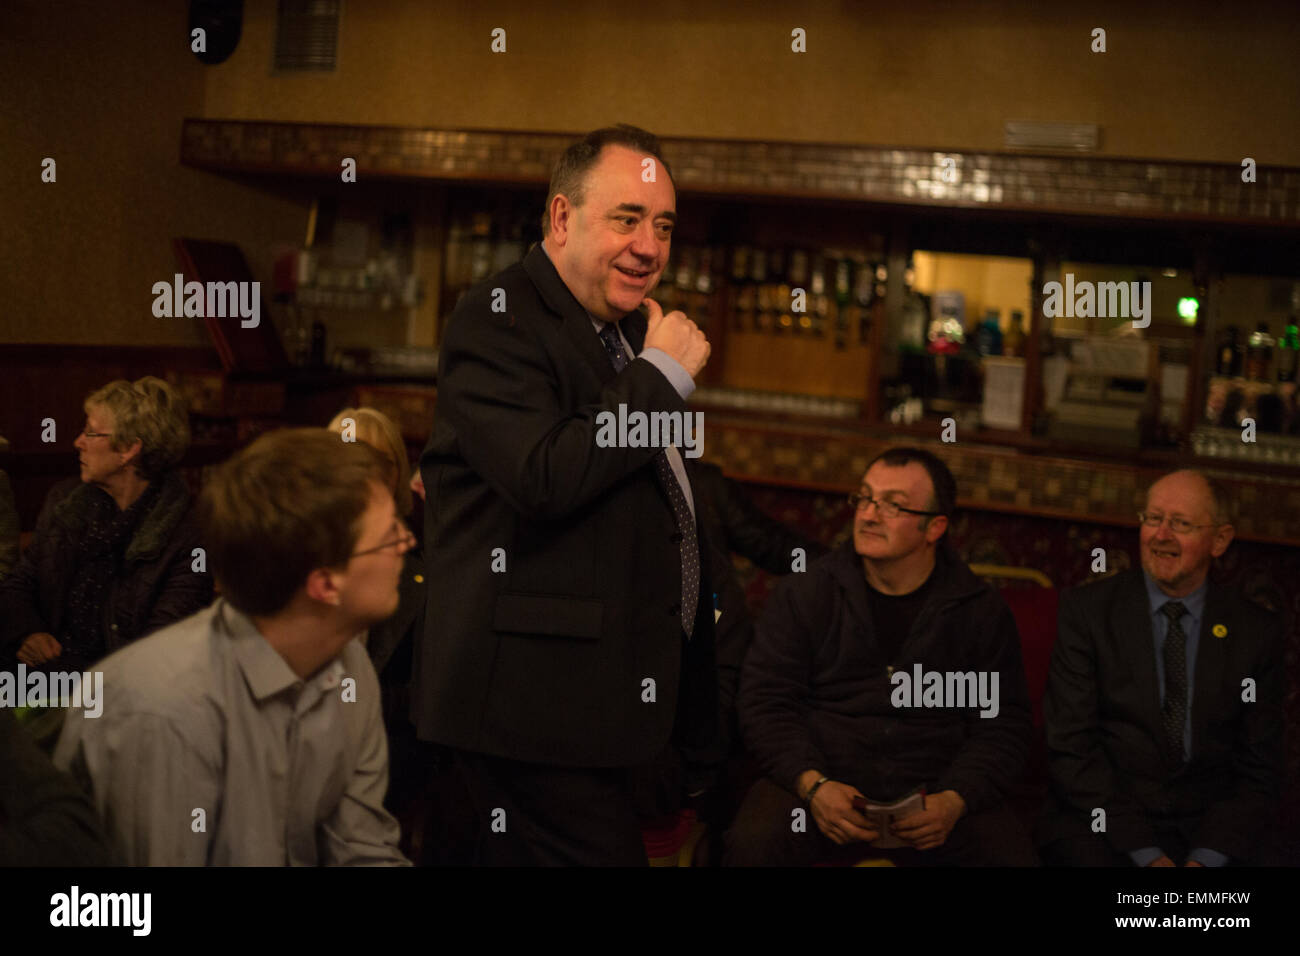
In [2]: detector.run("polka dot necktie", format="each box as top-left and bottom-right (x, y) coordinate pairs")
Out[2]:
(1160, 600), (1188, 762)
(597, 321), (699, 638)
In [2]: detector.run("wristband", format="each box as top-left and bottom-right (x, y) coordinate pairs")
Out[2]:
(805, 776), (830, 803)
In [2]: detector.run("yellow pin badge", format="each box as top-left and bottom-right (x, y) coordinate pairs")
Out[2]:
(1212, 624), (1227, 639)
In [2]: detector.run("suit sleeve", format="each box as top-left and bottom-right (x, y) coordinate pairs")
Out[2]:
(1044, 589), (1155, 853)
(714, 470), (828, 576)
(1190, 609), (1284, 859)
(934, 601), (1031, 815)
(437, 300), (686, 520)
(737, 575), (830, 794)
(0, 708), (113, 866)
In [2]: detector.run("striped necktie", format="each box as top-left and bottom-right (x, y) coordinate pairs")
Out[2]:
(597, 321), (699, 637)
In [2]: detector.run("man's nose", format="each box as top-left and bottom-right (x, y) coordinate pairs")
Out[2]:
(628, 220), (660, 260)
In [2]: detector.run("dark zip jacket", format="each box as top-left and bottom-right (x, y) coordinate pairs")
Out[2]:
(738, 539), (1030, 814)
(0, 473), (212, 664)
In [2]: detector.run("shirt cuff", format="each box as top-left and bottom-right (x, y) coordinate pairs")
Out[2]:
(1130, 846), (1164, 867)
(1188, 847), (1229, 867)
(639, 348), (695, 400)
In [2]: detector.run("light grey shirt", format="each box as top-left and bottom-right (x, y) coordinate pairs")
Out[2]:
(53, 599), (410, 867)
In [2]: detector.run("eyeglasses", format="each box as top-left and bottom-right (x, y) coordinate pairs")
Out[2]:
(847, 493), (943, 519)
(351, 520), (416, 558)
(1137, 512), (1219, 534)
(79, 426), (113, 439)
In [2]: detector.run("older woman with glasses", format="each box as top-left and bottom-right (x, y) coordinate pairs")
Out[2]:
(0, 377), (213, 674)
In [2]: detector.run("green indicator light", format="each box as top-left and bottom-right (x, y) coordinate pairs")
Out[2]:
(1177, 297), (1199, 323)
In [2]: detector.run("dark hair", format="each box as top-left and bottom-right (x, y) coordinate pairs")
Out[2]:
(863, 447), (958, 526)
(199, 428), (389, 616)
(541, 124), (675, 236)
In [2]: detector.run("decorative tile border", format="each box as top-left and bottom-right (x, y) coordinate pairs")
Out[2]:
(181, 119), (1300, 224)
(703, 417), (1300, 544)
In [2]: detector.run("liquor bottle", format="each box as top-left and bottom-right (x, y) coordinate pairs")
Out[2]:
(1245, 323), (1275, 381)
(751, 247), (771, 333)
(809, 255), (829, 337)
(730, 246), (752, 332)
(1277, 321), (1300, 384)
(833, 258), (853, 349)
(787, 249), (810, 335)
(853, 257), (874, 345)
(674, 246), (697, 322)
(772, 249), (793, 335)
(1004, 310), (1026, 357)
(1216, 327), (1241, 377)
(975, 309), (1003, 357)
(692, 246), (715, 331)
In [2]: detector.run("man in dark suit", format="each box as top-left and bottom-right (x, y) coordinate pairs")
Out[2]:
(1041, 469), (1284, 866)
(415, 124), (721, 865)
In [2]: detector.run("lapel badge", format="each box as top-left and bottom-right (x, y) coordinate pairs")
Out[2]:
(1212, 624), (1227, 639)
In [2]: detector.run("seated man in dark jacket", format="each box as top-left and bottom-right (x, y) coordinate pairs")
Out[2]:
(1040, 470), (1283, 866)
(0, 377), (213, 674)
(726, 447), (1034, 866)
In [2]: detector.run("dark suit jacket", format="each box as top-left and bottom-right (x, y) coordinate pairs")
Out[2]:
(1042, 569), (1283, 860)
(414, 244), (721, 771)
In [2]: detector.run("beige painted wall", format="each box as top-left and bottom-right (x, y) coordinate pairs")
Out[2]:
(4, 1), (1297, 348)
(203, 0), (1300, 164)
(0, 2), (307, 346)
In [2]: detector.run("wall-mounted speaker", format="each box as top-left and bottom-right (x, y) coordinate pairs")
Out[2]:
(189, 0), (244, 65)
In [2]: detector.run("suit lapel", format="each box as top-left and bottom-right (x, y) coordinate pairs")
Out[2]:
(1190, 583), (1229, 762)
(1112, 571), (1165, 743)
(522, 243), (652, 385)
(523, 243), (616, 385)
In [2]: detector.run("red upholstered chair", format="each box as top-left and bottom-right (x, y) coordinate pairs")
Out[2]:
(970, 564), (1059, 832)
(641, 809), (706, 866)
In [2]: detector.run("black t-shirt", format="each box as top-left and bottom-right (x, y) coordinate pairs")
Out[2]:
(864, 567), (936, 663)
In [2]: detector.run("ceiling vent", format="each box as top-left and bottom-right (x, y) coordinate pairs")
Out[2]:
(274, 0), (340, 71)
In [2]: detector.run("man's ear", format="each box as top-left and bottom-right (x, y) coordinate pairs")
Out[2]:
(549, 194), (573, 247)
(925, 515), (948, 544)
(1210, 523), (1234, 558)
(303, 567), (343, 607)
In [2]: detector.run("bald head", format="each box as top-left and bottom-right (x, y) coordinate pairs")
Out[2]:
(1145, 470), (1230, 526)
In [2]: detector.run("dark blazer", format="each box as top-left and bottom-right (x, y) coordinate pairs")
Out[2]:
(0, 472), (213, 664)
(739, 540), (1031, 813)
(1041, 569), (1283, 860)
(414, 244), (721, 770)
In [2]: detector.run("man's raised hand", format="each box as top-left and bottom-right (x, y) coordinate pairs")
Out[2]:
(642, 298), (710, 379)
